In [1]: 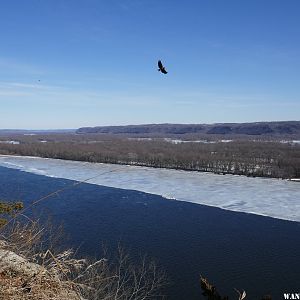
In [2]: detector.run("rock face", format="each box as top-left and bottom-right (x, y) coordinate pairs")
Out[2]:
(0, 249), (43, 276)
(0, 245), (82, 300)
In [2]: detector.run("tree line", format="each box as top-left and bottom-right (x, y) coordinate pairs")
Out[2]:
(0, 135), (299, 179)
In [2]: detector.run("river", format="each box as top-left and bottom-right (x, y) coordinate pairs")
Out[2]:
(0, 155), (299, 299)
(0, 155), (299, 222)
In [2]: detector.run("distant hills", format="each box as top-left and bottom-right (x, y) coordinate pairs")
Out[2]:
(2, 122), (300, 139)
(0, 129), (76, 135)
(76, 121), (300, 138)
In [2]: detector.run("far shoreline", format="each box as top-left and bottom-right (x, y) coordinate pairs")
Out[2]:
(0, 153), (298, 181)
(1, 153), (300, 223)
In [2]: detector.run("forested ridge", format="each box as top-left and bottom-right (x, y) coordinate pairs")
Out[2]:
(77, 121), (300, 138)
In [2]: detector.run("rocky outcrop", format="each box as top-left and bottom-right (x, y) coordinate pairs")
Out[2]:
(0, 244), (82, 300)
(0, 249), (43, 277)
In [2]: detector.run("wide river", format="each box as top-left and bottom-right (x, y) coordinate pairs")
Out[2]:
(0, 155), (300, 299)
(0, 155), (299, 222)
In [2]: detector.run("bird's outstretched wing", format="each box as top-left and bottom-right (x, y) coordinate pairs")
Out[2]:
(158, 60), (168, 74)
(158, 60), (163, 69)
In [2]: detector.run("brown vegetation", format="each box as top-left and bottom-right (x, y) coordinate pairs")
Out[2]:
(0, 200), (166, 300)
(200, 276), (271, 300)
(0, 133), (299, 178)
(0, 202), (23, 227)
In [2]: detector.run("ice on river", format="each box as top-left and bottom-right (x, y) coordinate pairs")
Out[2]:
(0, 155), (299, 222)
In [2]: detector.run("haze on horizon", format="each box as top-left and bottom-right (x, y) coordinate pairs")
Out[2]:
(1, 1), (300, 129)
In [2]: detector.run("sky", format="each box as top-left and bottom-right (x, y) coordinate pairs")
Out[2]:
(0, 0), (300, 129)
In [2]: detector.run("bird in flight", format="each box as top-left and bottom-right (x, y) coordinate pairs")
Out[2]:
(158, 60), (168, 74)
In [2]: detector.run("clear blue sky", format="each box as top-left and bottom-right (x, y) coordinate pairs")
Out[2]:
(0, 0), (299, 129)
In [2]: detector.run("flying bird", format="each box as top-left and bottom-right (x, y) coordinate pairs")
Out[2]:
(158, 60), (168, 74)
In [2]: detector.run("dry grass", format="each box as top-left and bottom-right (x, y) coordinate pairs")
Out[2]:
(0, 263), (81, 300)
(0, 219), (167, 300)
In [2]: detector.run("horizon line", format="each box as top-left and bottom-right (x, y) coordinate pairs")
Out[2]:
(1, 120), (300, 131)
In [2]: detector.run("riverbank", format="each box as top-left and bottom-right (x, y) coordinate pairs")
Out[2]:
(0, 151), (299, 181)
(0, 135), (299, 179)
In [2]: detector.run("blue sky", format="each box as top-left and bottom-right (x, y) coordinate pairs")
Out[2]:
(0, 0), (299, 129)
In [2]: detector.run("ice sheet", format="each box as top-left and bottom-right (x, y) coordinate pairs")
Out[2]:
(0, 155), (299, 222)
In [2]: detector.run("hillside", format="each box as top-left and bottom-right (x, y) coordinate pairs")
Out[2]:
(76, 121), (300, 138)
